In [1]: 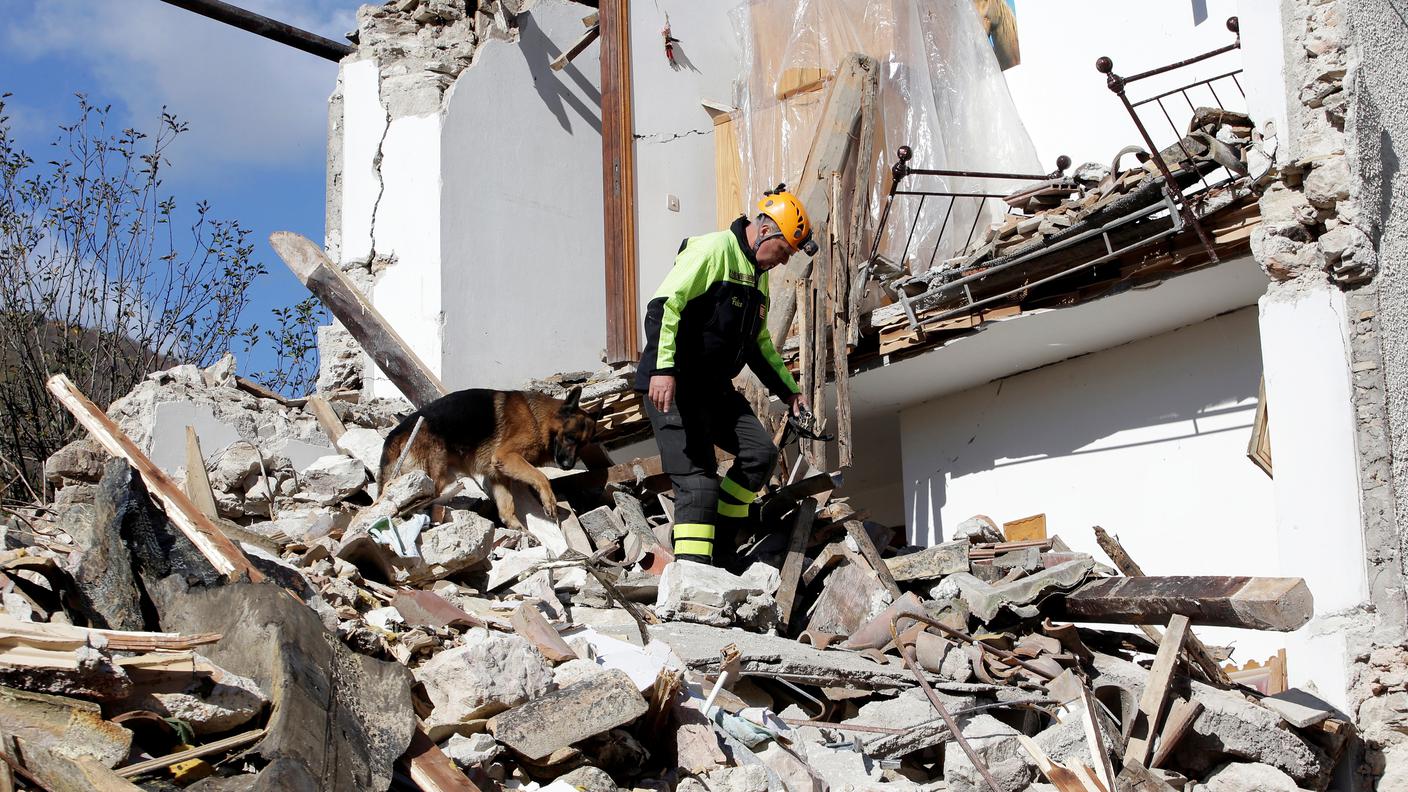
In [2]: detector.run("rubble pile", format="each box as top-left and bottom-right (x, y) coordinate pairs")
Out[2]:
(0, 360), (1355, 791)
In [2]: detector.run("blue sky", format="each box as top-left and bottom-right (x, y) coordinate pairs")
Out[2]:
(2, 0), (362, 382)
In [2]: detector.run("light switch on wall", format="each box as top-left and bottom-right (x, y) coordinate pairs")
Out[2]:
(666, 194), (680, 212)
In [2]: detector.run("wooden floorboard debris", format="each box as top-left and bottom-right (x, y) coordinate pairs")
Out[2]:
(777, 496), (823, 631)
(270, 231), (446, 408)
(47, 374), (263, 583)
(1125, 614), (1190, 766)
(845, 520), (901, 599)
(1116, 759), (1179, 792)
(1053, 575), (1312, 631)
(1018, 734), (1089, 792)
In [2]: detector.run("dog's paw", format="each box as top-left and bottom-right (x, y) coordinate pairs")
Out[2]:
(504, 517), (525, 532)
(541, 500), (560, 521)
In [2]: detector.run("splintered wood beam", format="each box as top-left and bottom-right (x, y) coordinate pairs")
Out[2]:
(768, 52), (879, 345)
(183, 427), (220, 521)
(1125, 615), (1190, 766)
(777, 495), (823, 630)
(551, 23), (600, 70)
(600, 0), (639, 363)
(1052, 576), (1313, 632)
(46, 375), (263, 583)
(845, 520), (901, 599)
(305, 395), (346, 447)
(1093, 526), (1232, 685)
(269, 231), (446, 408)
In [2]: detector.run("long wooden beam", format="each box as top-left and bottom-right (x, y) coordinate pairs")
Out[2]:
(269, 232), (446, 408)
(1051, 576), (1313, 632)
(46, 375), (263, 582)
(599, 0), (639, 363)
(768, 53), (878, 346)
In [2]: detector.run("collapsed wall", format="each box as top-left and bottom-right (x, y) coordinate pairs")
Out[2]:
(1248, 0), (1408, 786)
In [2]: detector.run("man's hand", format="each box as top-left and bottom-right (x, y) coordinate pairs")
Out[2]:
(649, 374), (676, 414)
(787, 391), (809, 416)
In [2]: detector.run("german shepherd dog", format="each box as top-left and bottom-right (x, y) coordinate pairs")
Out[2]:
(377, 387), (597, 531)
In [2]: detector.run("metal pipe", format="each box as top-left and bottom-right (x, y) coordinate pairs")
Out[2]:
(1120, 17), (1240, 84)
(888, 614), (1005, 792)
(157, 0), (354, 61)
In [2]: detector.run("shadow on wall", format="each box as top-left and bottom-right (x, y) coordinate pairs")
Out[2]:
(516, 10), (602, 134)
(910, 308), (1264, 539)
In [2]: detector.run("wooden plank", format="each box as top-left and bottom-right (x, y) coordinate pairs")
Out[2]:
(1076, 683), (1118, 792)
(844, 72), (879, 349)
(183, 427), (220, 521)
(117, 729), (265, 778)
(776, 496), (821, 630)
(775, 67), (829, 100)
(46, 375), (263, 582)
(1054, 576), (1312, 632)
(713, 113), (747, 230)
(269, 231), (446, 408)
(845, 520), (900, 599)
(1149, 697), (1202, 769)
(550, 23), (599, 71)
(828, 172), (852, 468)
(400, 725), (484, 792)
(1124, 615), (1190, 766)
(305, 395), (346, 447)
(599, 0), (639, 363)
(768, 53), (878, 346)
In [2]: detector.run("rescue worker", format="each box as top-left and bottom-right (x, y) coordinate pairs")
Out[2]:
(635, 185), (818, 567)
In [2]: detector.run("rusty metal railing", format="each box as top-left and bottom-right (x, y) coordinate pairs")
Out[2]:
(1096, 16), (1245, 264)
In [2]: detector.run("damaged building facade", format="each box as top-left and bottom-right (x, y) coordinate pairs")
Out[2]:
(320, 0), (1408, 720)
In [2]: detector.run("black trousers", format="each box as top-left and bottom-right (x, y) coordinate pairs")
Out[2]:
(643, 381), (778, 562)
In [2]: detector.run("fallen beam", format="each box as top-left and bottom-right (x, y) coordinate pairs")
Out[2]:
(768, 52), (879, 344)
(1093, 526), (1232, 686)
(1048, 576), (1312, 631)
(270, 231), (446, 409)
(46, 375), (263, 582)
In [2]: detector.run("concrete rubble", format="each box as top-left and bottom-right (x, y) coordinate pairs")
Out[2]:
(0, 21), (1381, 783)
(0, 346), (1368, 791)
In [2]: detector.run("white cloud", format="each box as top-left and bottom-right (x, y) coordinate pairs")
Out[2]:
(5, 0), (358, 175)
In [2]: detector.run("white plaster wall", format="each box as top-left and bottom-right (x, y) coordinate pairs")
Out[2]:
(897, 308), (1298, 667)
(630, 2), (744, 329)
(339, 58), (385, 265)
(439, 3), (607, 389)
(1003, 0), (1250, 169)
(1235, 0), (1291, 153)
(370, 112), (445, 398)
(1259, 284), (1367, 707)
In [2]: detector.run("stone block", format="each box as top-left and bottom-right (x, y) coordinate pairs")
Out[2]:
(415, 510), (496, 579)
(416, 628), (552, 732)
(943, 713), (1034, 792)
(487, 669), (646, 760)
(337, 427), (384, 476)
(655, 560), (779, 628)
(886, 540), (970, 581)
(295, 455), (367, 505)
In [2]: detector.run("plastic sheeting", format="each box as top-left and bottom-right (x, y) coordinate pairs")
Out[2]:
(730, 0), (1041, 278)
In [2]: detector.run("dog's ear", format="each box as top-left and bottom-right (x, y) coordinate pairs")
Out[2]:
(562, 386), (582, 411)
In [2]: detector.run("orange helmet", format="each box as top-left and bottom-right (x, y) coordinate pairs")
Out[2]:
(756, 184), (818, 256)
